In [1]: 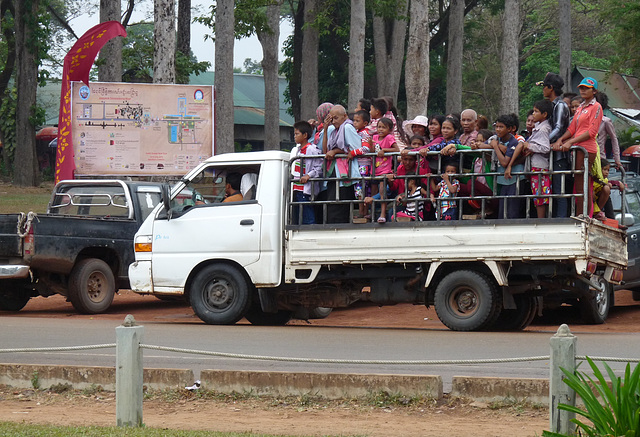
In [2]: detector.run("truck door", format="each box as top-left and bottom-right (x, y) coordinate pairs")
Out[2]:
(149, 165), (262, 290)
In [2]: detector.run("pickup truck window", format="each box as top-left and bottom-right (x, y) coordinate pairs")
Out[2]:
(171, 165), (260, 213)
(51, 186), (129, 217)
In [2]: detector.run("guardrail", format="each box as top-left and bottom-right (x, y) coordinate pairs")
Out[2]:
(1, 316), (638, 434)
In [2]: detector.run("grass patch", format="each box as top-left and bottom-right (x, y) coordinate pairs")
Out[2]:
(488, 397), (546, 413)
(0, 181), (53, 214)
(0, 422), (313, 436)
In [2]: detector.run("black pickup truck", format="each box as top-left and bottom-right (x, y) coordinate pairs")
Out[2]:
(0, 179), (165, 314)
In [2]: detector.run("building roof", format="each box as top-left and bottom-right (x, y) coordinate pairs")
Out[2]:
(189, 72), (294, 127)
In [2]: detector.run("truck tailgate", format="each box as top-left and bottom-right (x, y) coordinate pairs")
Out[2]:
(286, 219), (625, 266)
(0, 214), (23, 258)
(586, 219), (627, 268)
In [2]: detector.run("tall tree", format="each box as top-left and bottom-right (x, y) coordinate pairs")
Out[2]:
(14, 0), (42, 186)
(257, 2), (281, 150)
(500, 0), (520, 114)
(558, 0), (571, 92)
(445, 0), (463, 114)
(176, 0), (191, 84)
(372, 2), (408, 103)
(405, 0), (429, 118)
(98, 0), (122, 82)
(214, 0), (235, 154)
(154, 0), (176, 83)
(300, 0), (319, 121)
(0, 0), (16, 173)
(348, 0), (365, 112)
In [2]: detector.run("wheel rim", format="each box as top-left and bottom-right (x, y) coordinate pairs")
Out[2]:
(448, 286), (479, 317)
(593, 278), (609, 317)
(203, 278), (234, 312)
(87, 271), (108, 303)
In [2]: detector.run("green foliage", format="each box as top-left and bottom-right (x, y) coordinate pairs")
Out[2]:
(31, 371), (40, 389)
(599, 0), (640, 76)
(49, 383), (72, 394)
(120, 22), (210, 84)
(619, 127), (640, 150)
(542, 357), (640, 437)
(0, 87), (17, 172)
(194, 0), (280, 41)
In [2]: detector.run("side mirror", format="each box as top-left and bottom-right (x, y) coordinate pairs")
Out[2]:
(615, 213), (635, 227)
(159, 184), (172, 221)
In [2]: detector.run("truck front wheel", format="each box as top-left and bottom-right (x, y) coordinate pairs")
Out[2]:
(68, 259), (116, 314)
(190, 264), (251, 325)
(434, 270), (500, 331)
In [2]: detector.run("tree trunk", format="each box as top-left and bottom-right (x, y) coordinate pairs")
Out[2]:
(348, 0), (365, 112)
(288, 1), (304, 121)
(500, 0), (520, 115)
(0, 0), (16, 174)
(558, 0), (571, 93)
(214, 0), (234, 154)
(405, 0), (430, 118)
(372, 4), (408, 103)
(14, 0), (40, 186)
(257, 2), (281, 150)
(301, 0), (319, 121)
(445, 0), (463, 114)
(177, 0), (191, 58)
(98, 0), (122, 82)
(154, 0), (176, 83)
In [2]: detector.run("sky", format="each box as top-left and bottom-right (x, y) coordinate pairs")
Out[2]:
(69, 0), (294, 70)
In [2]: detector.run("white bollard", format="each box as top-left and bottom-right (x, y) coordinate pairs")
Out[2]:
(116, 314), (144, 427)
(549, 324), (577, 435)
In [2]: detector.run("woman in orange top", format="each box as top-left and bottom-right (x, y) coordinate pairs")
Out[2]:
(552, 77), (603, 216)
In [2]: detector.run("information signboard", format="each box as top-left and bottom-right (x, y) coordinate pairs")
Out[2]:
(71, 81), (214, 176)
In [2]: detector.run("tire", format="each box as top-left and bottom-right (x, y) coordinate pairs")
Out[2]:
(68, 259), (116, 314)
(434, 270), (500, 331)
(189, 264), (251, 325)
(578, 276), (613, 324)
(632, 289), (640, 302)
(308, 307), (333, 319)
(244, 299), (293, 326)
(491, 295), (538, 331)
(0, 289), (30, 312)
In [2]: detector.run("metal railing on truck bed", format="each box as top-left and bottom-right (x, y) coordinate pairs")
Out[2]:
(287, 146), (619, 225)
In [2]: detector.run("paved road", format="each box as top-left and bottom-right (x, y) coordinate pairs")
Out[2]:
(2, 317), (639, 392)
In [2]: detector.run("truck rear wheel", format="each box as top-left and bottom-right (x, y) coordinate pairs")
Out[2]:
(491, 295), (538, 331)
(68, 259), (116, 314)
(190, 264), (251, 325)
(434, 270), (500, 331)
(244, 299), (293, 326)
(578, 276), (613, 324)
(0, 287), (30, 312)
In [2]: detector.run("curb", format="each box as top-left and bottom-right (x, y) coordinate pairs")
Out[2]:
(0, 363), (549, 403)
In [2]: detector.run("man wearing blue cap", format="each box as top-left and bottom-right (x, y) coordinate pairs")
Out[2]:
(537, 72), (571, 217)
(552, 76), (603, 216)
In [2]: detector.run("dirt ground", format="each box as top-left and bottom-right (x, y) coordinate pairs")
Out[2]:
(2, 290), (640, 435)
(0, 386), (549, 437)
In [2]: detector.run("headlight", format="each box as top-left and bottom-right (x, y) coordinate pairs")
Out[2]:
(134, 235), (153, 252)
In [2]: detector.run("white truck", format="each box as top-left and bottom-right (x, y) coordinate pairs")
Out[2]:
(129, 150), (627, 331)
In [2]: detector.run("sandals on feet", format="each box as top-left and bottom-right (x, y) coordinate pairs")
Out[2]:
(377, 216), (386, 223)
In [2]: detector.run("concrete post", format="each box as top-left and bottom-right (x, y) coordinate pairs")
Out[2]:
(116, 314), (144, 427)
(550, 324), (577, 435)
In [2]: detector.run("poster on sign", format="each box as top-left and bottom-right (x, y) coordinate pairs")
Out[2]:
(70, 82), (214, 176)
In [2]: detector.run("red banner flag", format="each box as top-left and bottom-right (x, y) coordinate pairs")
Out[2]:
(55, 21), (127, 183)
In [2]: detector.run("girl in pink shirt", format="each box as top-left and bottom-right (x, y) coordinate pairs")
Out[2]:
(371, 117), (399, 223)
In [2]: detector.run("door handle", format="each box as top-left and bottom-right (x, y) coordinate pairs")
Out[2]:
(240, 219), (254, 226)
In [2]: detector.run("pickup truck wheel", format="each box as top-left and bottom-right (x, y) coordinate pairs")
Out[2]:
(0, 291), (30, 312)
(308, 307), (333, 319)
(190, 264), (251, 325)
(491, 295), (538, 331)
(578, 276), (613, 324)
(68, 259), (116, 314)
(434, 270), (500, 331)
(244, 300), (293, 326)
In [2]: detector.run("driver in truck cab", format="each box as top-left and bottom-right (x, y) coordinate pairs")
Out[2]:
(223, 172), (243, 203)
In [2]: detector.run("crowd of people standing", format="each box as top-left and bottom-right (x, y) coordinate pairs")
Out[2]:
(290, 72), (622, 225)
